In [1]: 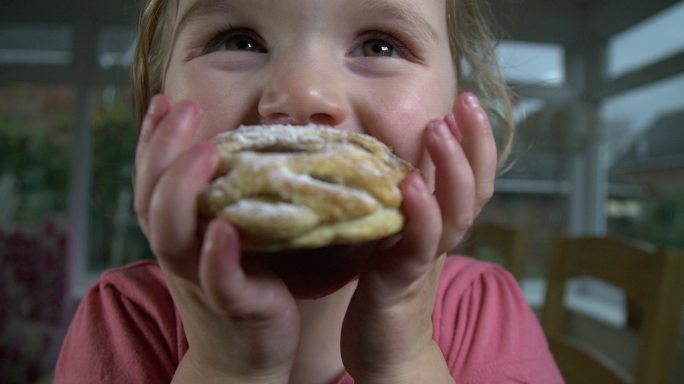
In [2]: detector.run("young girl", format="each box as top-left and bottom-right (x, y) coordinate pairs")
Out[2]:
(55, 0), (563, 383)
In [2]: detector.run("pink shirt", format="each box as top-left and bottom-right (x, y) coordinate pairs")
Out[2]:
(55, 256), (563, 383)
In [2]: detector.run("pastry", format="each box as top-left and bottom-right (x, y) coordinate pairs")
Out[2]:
(198, 124), (414, 251)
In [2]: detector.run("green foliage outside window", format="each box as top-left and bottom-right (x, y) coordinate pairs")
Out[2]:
(0, 86), (71, 225)
(0, 85), (72, 384)
(0, 85), (152, 271)
(0, 85), (152, 384)
(634, 185), (684, 251)
(89, 88), (152, 270)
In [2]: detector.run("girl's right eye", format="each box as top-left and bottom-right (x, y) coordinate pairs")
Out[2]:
(204, 30), (267, 54)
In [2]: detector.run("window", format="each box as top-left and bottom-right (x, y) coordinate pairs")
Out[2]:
(88, 86), (151, 272)
(98, 25), (136, 69)
(605, 74), (684, 251)
(0, 84), (74, 383)
(0, 84), (73, 224)
(0, 24), (72, 65)
(497, 41), (565, 85)
(601, 73), (684, 155)
(607, 1), (684, 78)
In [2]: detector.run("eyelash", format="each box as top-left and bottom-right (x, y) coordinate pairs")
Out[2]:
(203, 27), (268, 54)
(201, 27), (415, 60)
(355, 31), (414, 59)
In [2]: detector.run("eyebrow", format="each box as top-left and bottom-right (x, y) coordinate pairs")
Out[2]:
(174, 0), (439, 42)
(357, 0), (439, 42)
(175, 0), (237, 36)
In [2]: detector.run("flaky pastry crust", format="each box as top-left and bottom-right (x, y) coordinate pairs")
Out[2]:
(198, 124), (414, 251)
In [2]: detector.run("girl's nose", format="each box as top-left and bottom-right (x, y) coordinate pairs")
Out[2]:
(258, 55), (348, 126)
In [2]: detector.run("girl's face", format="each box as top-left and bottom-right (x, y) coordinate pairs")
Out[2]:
(163, 0), (456, 169)
(161, 0), (457, 298)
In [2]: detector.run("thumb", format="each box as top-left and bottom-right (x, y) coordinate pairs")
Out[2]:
(198, 220), (291, 319)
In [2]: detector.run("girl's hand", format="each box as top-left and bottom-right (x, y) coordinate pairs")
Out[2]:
(341, 92), (497, 383)
(134, 95), (299, 384)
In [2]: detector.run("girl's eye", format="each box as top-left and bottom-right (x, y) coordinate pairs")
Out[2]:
(223, 35), (266, 52)
(205, 30), (267, 54)
(351, 33), (413, 59)
(362, 39), (395, 57)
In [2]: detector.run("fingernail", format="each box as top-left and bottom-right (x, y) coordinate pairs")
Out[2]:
(178, 101), (197, 119)
(148, 94), (166, 117)
(464, 93), (480, 109)
(432, 120), (450, 140)
(141, 96), (163, 138)
(195, 143), (218, 161)
(409, 172), (427, 195)
(194, 143), (218, 168)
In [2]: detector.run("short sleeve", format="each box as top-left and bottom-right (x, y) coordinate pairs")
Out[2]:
(432, 256), (564, 384)
(54, 261), (186, 384)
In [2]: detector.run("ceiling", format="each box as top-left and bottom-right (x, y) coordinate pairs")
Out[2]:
(489, 0), (681, 44)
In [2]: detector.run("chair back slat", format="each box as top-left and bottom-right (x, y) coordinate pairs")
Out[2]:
(542, 235), (684, 384)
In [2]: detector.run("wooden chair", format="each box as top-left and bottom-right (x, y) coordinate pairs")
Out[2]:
(460, 223), (527, 280)
(541, 235), (684, 384)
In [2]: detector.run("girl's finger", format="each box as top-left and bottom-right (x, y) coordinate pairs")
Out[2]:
(199, 220), (293, 319)
(455, 93), (498, 211)
(148, 142), (218, 280)
(425, 119), (476, 253)
(135, 94), (172, 169)
(133, 94), (172, 234)
(361, 173), (442, 298)
(134, 100), (202, 233)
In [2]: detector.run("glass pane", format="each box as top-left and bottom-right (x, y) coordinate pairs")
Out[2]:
(0, 23), (72, 64)
(497, 41), (565, 85)
(0, 84), (73, 223)
(98, 25), (136, 69)
(608, 2), (684, 78)
(0, 83), (74, 383)
(608, 184), (684, 251)
(508, 97), (573, 182)
(606, 75), (684, 251)
(513, 97), (546, 124)
(88, 86), (151, 272)
(601, 73), (684, 157)
(477, 193), (567, 278)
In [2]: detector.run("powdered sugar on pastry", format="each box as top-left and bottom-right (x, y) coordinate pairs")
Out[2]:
(198, 124), (414, 251)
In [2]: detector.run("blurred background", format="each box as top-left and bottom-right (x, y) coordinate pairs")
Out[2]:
(0, 0), (683, 383)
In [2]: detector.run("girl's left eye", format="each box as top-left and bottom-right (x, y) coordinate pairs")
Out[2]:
(204, 29), (267, 54)
(351, 33), (414, 60)
(362, 39), (396, 57)
(223, 35), (266, 52)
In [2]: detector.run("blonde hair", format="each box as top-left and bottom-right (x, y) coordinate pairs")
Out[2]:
(132, 0), (175, 125)
(132, 0), (514, 167)
(446, 0), (514, 169)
